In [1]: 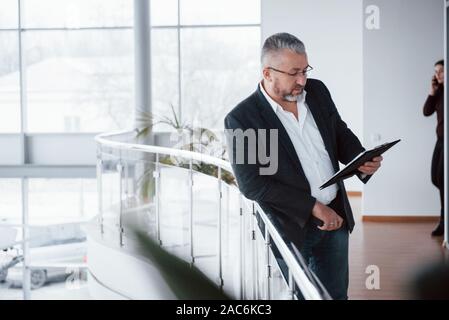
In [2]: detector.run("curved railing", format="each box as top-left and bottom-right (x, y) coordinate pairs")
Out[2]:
(93, 130), (327, 300)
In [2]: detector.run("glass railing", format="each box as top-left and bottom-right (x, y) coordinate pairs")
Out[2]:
(94, 130), (328, 300)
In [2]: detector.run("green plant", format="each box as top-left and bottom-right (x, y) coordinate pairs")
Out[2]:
(135, 104), (189, 138)
(134, 229), (230, 300)
(159, 157), (236, 186)
(135, 105), (236, 188)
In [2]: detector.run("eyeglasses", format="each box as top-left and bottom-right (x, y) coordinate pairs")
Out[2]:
(267, 65), (313, 78)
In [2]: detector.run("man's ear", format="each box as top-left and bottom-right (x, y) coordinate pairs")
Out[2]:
(262, 68), (271, 81)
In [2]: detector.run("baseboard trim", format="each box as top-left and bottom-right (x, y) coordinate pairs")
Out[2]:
(345, 192), (439, 222)
(362, 216), (440, 222)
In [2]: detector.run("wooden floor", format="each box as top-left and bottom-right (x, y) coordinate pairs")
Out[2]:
(347, 195), (447, 300)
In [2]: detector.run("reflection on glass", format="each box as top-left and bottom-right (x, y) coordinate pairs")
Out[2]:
(221, 184), (242, 298)
(158, 164), (190, 259)
(181, 27), (260, 129)
(269, 249), (291, 300)
(0, 226), (89, 299)
(27, 224), (88, 297)
(24, 30), (134, 133)
(0, 184), (22, 300)
(191, 170), (220, 280)
(0, 242), (23, 300)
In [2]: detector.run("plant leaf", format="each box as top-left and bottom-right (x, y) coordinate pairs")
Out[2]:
(133, 230), (230, 300)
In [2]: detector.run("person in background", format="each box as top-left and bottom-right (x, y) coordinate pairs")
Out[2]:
(423, 59), (445, 237)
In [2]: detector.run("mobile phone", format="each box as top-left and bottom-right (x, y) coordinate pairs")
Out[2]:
(432, 75), (438, 86)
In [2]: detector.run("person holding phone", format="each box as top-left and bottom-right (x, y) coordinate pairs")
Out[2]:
(423, 59), (445, 236)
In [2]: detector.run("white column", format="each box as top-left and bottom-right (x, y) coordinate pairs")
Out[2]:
(134, 0), (152, 124)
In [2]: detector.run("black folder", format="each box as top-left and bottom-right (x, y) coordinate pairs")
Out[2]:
(319, 139), (401, 190)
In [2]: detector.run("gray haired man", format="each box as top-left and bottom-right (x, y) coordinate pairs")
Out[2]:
(225, 32), (382, 299)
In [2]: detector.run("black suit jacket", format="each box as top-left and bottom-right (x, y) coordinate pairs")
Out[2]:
(224, 79), (370, 248)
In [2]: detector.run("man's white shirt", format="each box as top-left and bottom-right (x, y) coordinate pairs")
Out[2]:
(259, 83), (338, 205)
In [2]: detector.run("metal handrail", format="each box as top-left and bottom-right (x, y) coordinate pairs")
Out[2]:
(95, 130), (324, 300)
(253, 202), (321, 300)
(95, 130), (232, 171)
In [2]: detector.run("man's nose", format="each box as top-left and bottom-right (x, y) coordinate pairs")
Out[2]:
(296, 76), (306, 86)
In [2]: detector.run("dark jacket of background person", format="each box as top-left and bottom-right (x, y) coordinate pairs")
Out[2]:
(423, 85), (444, 139)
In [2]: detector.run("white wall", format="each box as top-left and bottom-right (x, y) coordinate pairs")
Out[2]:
(363, 0), (444, 216)
(262, 0), (444, 216)
(262, 0), (364, 191)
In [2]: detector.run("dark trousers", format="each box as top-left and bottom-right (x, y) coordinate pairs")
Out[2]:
(271, 196), (350, 300)
(431, 138), (444, 222)
(298, 198), (349, 300)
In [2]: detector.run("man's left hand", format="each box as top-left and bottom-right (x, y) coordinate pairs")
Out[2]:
(357, 156), (383, 175)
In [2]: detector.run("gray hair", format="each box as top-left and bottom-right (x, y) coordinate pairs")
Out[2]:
(261, 32), (306, 66)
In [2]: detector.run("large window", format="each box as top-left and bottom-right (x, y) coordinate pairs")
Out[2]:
(0, 31), (20, 133)
(180, 27), (260, 128)
(0, 0), (135, 134)
(22, 0), (133, 28)
(24, 29), (134, 132)
(154, 0), (261, 130)
(179, 0), (260, 25)
(0, 0), (261, 300)
(0, 0), (260, 133)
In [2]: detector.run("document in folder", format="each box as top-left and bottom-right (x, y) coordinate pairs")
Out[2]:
(319, 139), (401, 190)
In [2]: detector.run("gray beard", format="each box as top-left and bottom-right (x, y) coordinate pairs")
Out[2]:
(283, 94), (298, 102)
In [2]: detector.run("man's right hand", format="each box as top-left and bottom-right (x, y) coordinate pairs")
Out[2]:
(312, 201), (344, 231)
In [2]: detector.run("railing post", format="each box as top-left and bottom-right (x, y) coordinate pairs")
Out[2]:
(96, 157), (104, 236)
(225, 184), (230, 260)
(124, 159), (129, 201)
(117, 161), (124, 247)
(239, 193), (244, 300)
(251, 202), (258, 299)
(288, 269), (295, 300)
(189, 159), (194, 265)
(153, 153), (161, 245)
(217, 166), (224, 289)
(265, 230), (271, 300)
